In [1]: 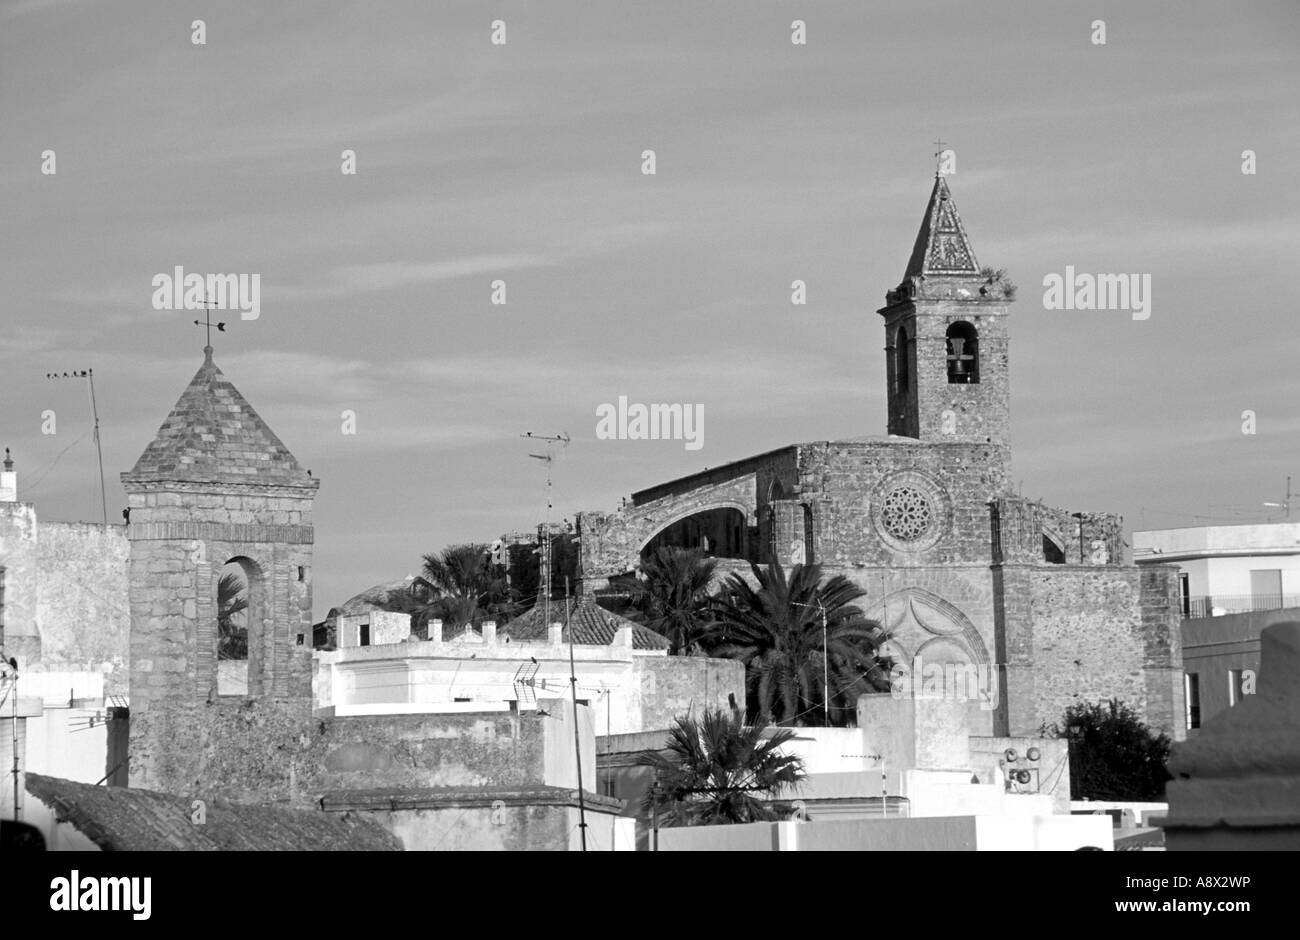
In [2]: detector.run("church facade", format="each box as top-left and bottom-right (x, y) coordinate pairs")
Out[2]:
(576, 176), (1186, 740)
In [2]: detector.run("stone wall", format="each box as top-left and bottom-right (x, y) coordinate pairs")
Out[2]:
(798, 441), (1008, 569)
(633, 655), (745, 729)
(999, 565), (1149, 737)
(0, 502), (41, 665)
(1139, 565), (1186, 741)
(364, 803), (571, 852)
(36, 522), (130, 691)
(0, 505), (129, 693)
(149, 704), (591, 806)
(882, 299), (1012, 451)
(125, 482), (316, 793)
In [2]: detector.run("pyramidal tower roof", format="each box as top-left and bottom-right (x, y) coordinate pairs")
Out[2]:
(902, 174), (981, 280)
(123, 347), (315, 488)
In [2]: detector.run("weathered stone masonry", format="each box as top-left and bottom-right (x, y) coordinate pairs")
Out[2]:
(122, 347), (318, 793)
(573, 175), (1185, 740)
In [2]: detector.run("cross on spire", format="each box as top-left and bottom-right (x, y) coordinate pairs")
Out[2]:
(933, 139), (948, 176)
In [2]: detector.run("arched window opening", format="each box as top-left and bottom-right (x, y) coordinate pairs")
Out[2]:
(946, 321), (979, 384)
(640, 507), (752, 563)
(1042, 533), (1066, 565)
(217, 556), (264, 696)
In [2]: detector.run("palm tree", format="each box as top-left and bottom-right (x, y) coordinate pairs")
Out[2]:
(636, 708), (806, 826)
(418, 543), (511, 631)
(217, 571), (248, 660)
(627, 546), (718, 655)
(707, 559), (891, 726)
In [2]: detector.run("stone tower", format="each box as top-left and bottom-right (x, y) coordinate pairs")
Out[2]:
(879, 175), (1013, 456)
(121, 346), (318, 794)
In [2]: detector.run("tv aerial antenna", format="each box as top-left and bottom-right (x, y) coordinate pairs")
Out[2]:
(1264, 476), (1293, 520)
(519, 432), (570, 518)
(44, 369), (108, 527)
(519, 432), (570, 636)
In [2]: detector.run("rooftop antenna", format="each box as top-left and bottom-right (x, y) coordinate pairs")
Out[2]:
(565, 575), (588, 851)
(520, 432), (570, 627)
(44, 369), (107, 527)
(1264, 476), (1293, 520)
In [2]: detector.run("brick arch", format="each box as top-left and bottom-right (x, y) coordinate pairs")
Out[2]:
(634, 499), (755, 554)
(1041, 526), (1068, 564)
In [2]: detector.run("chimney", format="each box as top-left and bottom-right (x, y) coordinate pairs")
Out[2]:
(482, 620), (497, 645)
(548, 623), (563, 646)
(1, 449), (16, 502)
(429, 618), (443, 647)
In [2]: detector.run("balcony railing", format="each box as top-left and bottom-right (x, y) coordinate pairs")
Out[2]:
(1185, 594), (1300, 619)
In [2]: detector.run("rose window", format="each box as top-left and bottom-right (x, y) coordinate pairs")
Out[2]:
(881, 487), (933, 541)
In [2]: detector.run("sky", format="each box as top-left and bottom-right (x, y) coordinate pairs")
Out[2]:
(2, 0), (1298, 621)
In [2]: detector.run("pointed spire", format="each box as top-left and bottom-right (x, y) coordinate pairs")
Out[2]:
(902, 175), (980, 280)
(122, 351), (315, 488)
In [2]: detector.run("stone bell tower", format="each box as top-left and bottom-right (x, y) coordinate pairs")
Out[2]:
(879, 175), (1014, 456)
(122, 346), (318, 794)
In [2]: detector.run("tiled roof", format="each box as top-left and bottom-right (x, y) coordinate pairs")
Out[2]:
(25, 773), (401, 851)
(337, 576), (432, 617)
(122, 349), (315, 488)
(902, 175), (981, 280)
(502, 595), (670, 651)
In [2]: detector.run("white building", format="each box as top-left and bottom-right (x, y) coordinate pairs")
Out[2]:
(1134, 523), (1300, 617)
(314, 595), (743, 736)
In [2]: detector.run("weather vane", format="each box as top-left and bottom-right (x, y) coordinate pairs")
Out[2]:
(193, 295), (227, 349)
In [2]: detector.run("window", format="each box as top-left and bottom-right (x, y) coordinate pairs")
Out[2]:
(297, 566), (306, 582)
(896, 325), (911, 393)
(1042, 533), (1066, 564)
(359, 622), (370, 647)
(1179, 573), (1191, 618)
(946, 321), (979, 384)
(1185, 673), (1200, 730)
(454, 696), (471, 703)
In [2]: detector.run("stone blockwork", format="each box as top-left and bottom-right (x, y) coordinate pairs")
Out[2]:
(1139, 565), (1186, 741)
(0, 501), (42, 665)
(158, 705), (579, 806)
(634, 656), (745, 731)
(577, 451), (786, 582)
(798, 440), (1008, 568)
(0, 499), (130, 693)
(122, 349), (319, 794)
(561, 174), (1184, 745)
(996, 565), (1148, 736)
